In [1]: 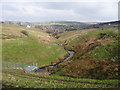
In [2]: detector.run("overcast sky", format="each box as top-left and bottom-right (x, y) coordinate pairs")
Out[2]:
(1, 0), (119, 22)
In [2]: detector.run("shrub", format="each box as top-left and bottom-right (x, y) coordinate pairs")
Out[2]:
(21, 30), (29, 36)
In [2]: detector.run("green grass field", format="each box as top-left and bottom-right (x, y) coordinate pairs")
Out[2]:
(3, 38), (67, 66)
(2, 69), (119, 88)
(2, 24), (67, 67)
(2, 24), (51, 41)
(84, 42), (118, 59)
(57, 27), (118, 46)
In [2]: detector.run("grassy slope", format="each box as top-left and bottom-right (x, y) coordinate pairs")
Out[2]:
(2, 24), (67, 67)
(2, 69), (119, 88)
(84, 42), (118, 59)
(55, 26), (119, 80)
(2, 24), (51, 41)
(55, 29), (96, 44)
(57, 27), (118, 46)
(3, 38), (66, 66)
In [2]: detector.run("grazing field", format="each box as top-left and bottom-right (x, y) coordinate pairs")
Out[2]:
(2, 24), (53, 43)
(2, 24), (67, 67)
(3, 38), (67, 66)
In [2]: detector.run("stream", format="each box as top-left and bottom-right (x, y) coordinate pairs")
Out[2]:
(34, 47), (75, 73)
(3, 44), (75, 74)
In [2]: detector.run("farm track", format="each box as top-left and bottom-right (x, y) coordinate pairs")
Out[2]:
(2, 70), (119, 87)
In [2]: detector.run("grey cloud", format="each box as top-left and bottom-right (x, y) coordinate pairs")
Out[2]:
(2, 2), (118, 22)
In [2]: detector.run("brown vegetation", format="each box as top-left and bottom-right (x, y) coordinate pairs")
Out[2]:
(59, 31), (118, 79)
(61, 56), (118, 79)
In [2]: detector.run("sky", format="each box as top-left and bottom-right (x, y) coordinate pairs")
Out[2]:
(0, 0), (119, 22)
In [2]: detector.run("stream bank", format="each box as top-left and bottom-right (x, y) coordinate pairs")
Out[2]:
(33, 43), (75, 74)
(34, 49), (75, 74)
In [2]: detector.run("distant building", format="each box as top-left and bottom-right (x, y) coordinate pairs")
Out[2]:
(108, 23), (111, 26)
(26, 25), (31, 28)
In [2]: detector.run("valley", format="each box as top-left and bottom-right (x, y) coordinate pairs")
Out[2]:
(1, 21), (119, 88)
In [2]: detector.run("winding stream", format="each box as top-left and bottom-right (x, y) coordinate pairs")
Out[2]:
(34, 48), (75, 73)
(48, 50), (74, 68)
(3, 44), (75, 74)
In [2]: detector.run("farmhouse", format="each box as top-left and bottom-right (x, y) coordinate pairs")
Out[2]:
(26, 25), (31, 28)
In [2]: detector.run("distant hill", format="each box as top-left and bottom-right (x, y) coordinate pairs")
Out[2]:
(1, 21), (92, 30)
(34, 21), (92, 30)
(88, 20), (119, 28)
(1, 20), (119, 31)
(98, 20), (120, 26)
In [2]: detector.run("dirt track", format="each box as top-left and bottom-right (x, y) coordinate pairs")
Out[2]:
(2, 70), (119, 87)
